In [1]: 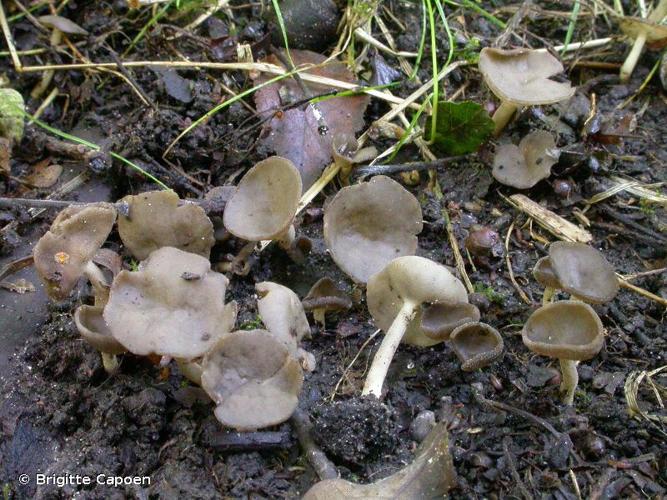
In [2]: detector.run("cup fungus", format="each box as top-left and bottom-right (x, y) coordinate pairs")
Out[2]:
(492, 130), (559, 189)
(619, 0), (667, 82)
(323, 175), (423, 284)
(302, 277), (352, 328)
(534, 242), (619, 304)
(33, 203), (117, 302)
(478, 48), (575, 136)
(420, 302), (480, 341)
(449, 322), (504, 372)
(104, 247), (237, 361)
(362, 256), (468, 398)
(200, 329), (304, 431)
(74, 304), (126, 373)
(522, 300), (604, 405)
(302, 422), (456, 499)
(256, 281), (315, 371)
(117, 190), (215, 260)
(222, 156), (303, 268)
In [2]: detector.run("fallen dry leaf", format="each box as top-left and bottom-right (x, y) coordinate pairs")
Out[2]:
(25, 161), (63, 188)
(253, 50), (369, 188)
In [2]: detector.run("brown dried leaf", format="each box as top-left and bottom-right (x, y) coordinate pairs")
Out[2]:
(25, 161), (63, 188)
(253, 50), (369, 188)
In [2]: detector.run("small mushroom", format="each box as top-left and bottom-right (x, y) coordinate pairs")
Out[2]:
(492, 131), (560, 189)
(104, 247), (237, 360)
(449, 322), (504, 371)
(619, 1), (667, 82)
(255, 281), (315, 371)
(363, 256), (468, 398)
(223, 156), (301, 243)
(74, 305), (126, 373)
(535, 242), (619, 304)
(478, 48), (575, 135)
(420, 302), (480, 341)
(522, 300), (604, 405)
(201, 329), (304, 431)
(33, 203), (116, 302)
(117, 190), (215, 260)
(302, 277), (352, 327)
(323, 175), (423, 284)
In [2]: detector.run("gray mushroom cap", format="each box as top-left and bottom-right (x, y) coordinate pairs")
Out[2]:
(420, 302), (480, 341)
(33, 203), (116, 300)
(492, 130), (559, 189)
(302, 277), (352, 313)
(620, 16), (667, 42)
(478, 48), (575, 106)
(104, 247), (237, 359)
(223, 156), (302, 241)
(117, 190), (215, 260)
(449, 322), (504, 371)
(256, 281), (311, 348)
(201, 329), (303, 431)
(74, 304), (126, 355)
(323, 175), (423, 284)
(522, 300), (604, 361)
(367, 256), (469, 347)
(532, 256), (561, 289)
(549, 242), (619, 303)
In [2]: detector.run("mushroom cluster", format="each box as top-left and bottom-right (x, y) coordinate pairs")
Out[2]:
(524, 242), (619, 405)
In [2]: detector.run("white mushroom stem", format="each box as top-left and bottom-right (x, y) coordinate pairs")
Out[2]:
(620, 32), (647, 83)
(101, 352), (120, 374)
(277, 225), (296, 251)
(83, 261), (109, 305)
(492, 101), (519, 136)
(362, 300), (417, 398)
(176, 358), (203, 385)
(542, 286), (556, 305)
(559, 359), (579, 405)
(312, 308), (326, 328)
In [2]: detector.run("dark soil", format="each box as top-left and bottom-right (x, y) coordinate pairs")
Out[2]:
(1, 1), (666, 499)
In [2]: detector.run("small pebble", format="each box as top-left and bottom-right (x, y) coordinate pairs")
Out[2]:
(410, 410), (436, 442)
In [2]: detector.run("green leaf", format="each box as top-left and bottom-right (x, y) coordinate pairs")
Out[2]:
(0, 89), (25, 143)
(426, 100), (493, 156)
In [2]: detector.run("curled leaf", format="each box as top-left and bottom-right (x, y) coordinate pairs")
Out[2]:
(303, 422), (456, 499)
(426, 101), (494, 155)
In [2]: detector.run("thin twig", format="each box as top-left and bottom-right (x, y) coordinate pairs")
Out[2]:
(353, 156), (471, 179)
(505, 221), (532, 305)
(291, 408), (339, 480)
(442, 208), (474, 294)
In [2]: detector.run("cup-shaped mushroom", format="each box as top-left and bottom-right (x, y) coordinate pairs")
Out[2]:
(492, 130), (559, 189)
(201, 329), (304, 431)
(478, 48), (575, 135)
(533, 256), (560, 289)
(619, 14), (667, 82)
(522, 300), (604, 405)
(362, 256), (468, 398)
(302, 277), (352, 327)
(117, 190), (215, 260)
(104, 247), (237, 360)
(34, 203), (116, 301)
(222, 156), (302, 246)
(323, 175), (423, 284)
(420, 302), (480, 341)
(548, 242), (619, 304)
(74, 304), (126, 373)
(449, 322), (503, 372)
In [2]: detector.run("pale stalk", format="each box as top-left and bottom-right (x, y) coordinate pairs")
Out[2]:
(492, 101), (519, 136)
(620, 32), (647, 83)
(362, 301), (417, 398)
(559, 359), (579, 405)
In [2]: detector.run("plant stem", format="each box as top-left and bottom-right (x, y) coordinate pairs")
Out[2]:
(559, 358), (579, 405)
(620, 32), (647, 83)
(176, 358), (203, 385)
(542, 286), (555, 305)
(362, 301), (416, 398)
(492, 100), (518, 136)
